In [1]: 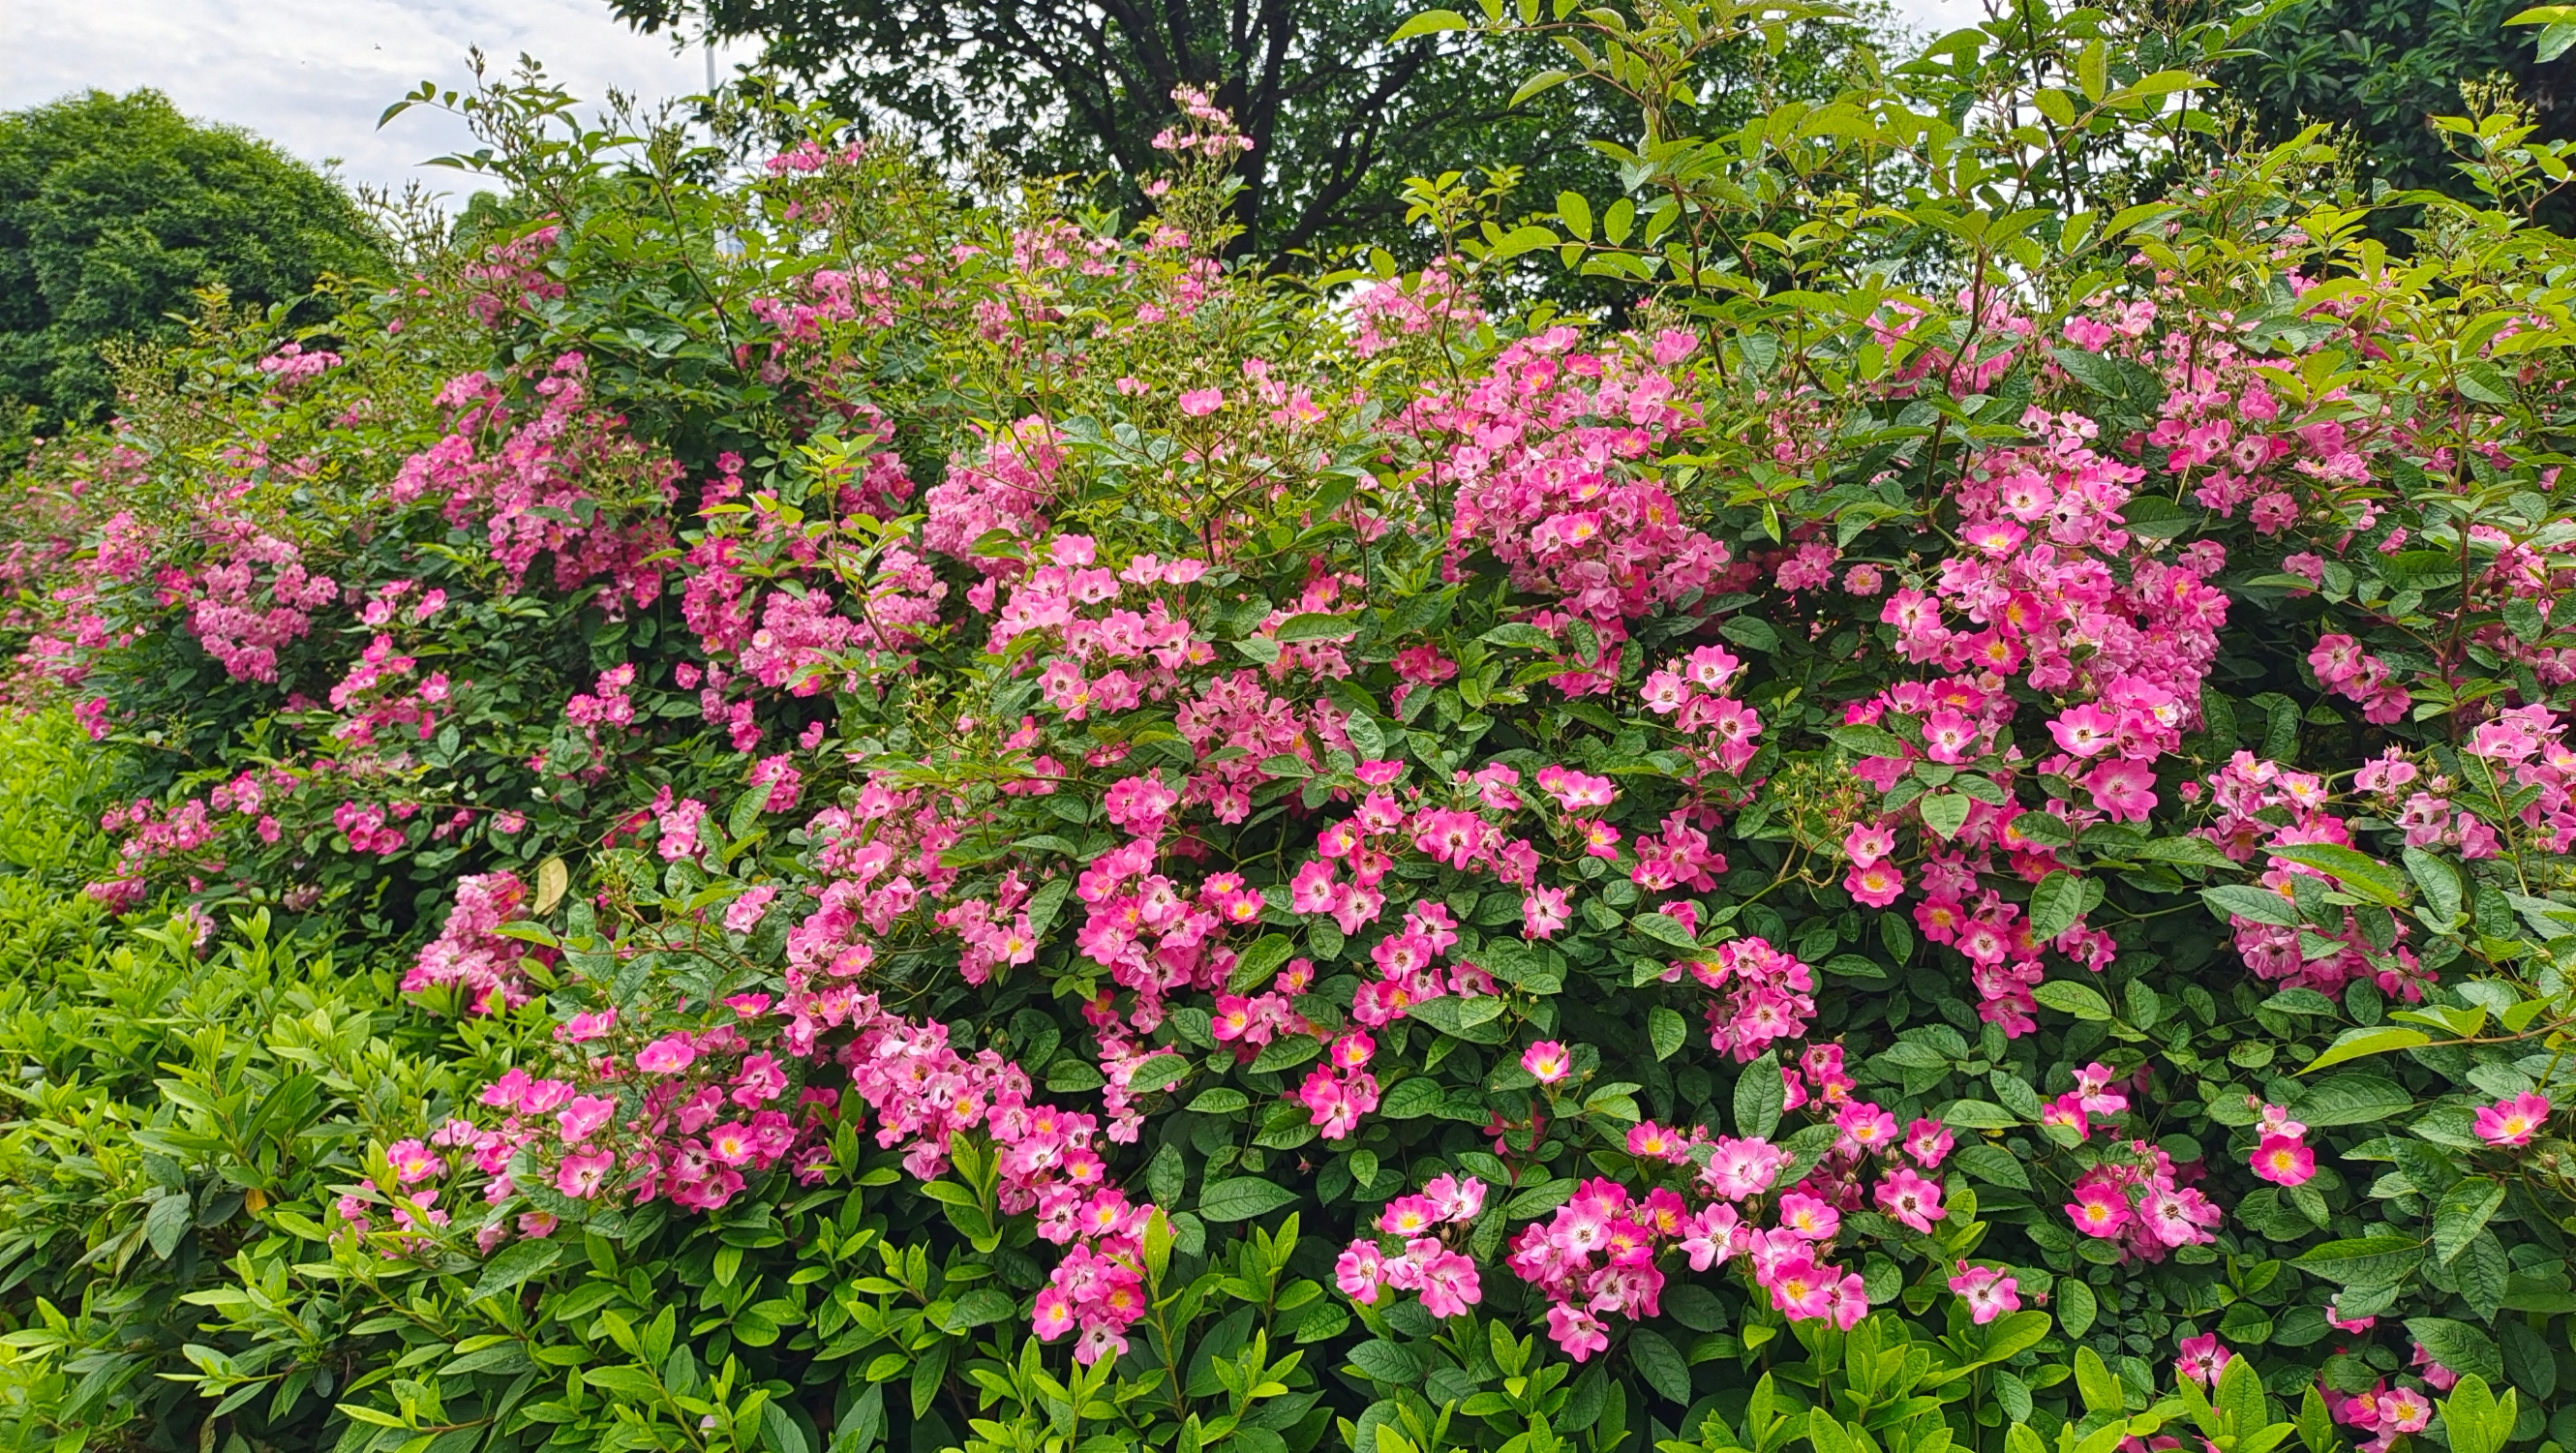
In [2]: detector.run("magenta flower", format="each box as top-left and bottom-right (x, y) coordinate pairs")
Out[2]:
(1416, 1251), (1482, 1318)
(1522, 1041), (1572, 1083)
(1521, 886), (1571, 938)
(2065, 1182), (2131, 1237)
(2474, 1091), (2551, 1147)
(1948, 1262), (2020, 1324)
(555, 1149), (616, 1199)
(1335, 1240), (1385, 1303)
(1874, 1167), (1947, 1232)
(1545, 1303), (1609, 1361)
(1903, 1118), (1955, 1168)
(554, 1094), (618, 1144)
(2250, 1134), (2317, 1186)
(635, 1033), (698, 1074)
(2174, 1333), (2231, 1386)
(1844, 860), (1905, 907)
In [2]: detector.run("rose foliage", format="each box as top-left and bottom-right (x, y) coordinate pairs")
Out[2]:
(10, 6), (2576, 1452)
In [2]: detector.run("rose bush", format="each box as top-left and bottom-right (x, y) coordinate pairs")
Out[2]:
(9, 7), (2576, 1452)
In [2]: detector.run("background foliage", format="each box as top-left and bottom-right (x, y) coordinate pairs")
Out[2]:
(0, 89), (385, 441)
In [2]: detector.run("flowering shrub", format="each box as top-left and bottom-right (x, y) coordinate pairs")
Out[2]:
(13, 12), (2576, 1453)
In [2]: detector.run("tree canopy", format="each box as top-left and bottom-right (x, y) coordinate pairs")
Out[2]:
(2222, 0), (2576, 218)
(0, 89), (383, 434)
(607, 0), (1876, 259)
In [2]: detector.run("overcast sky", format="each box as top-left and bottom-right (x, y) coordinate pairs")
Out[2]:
(6, 0), (1984, 199)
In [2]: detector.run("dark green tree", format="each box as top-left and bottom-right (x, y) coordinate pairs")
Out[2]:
(0, 90), (383, 433)
(2218, 0), (2576, 208)
(610, 0), (1879, 260)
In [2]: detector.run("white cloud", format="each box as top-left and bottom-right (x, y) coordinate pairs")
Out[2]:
(3, 0), (747, 198)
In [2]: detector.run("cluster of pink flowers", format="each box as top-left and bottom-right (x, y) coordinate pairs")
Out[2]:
(1674, 936), (1817, 1060)
(2198, 752), (2426, 999)
(2307, 634), (2409, 725)
(325, 632), (451, 749)
(459, 225), (568, 326)
(1349, 261), (1483, 357)
(2062, 1125), (2224, 1263)
(333, 799), (412, 856)
(256, 342), (343, 389)
(389, 355), (680, 611)
(1150, 84), (1256, 159)
(85, 797), (220, 911)
(1417, 328), (1738, 694)
(833, 996), (1159, 1359)
(922, 416), (1062, 580)
(405, 870), (539, 1014)
(2328, 1375), (2437, 1453)
(1640, 644), (1764, 781)
(786, 778), (979, 994)
(1333, 1174), (1487, 1318)
(166, 524), (341, 683)
(1294, 1032), (1383, 1138)
(2460, 703), (2576, 851)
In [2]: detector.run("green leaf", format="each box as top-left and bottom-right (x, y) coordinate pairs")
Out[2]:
(2128, 835), (2236, 867)
(1389, 8), (1475, 39)
(1348, 1338), (1425, 1382)
(2439, 1376), (2518, 1453)
(2029, 871), (2085, 940)
(2203, 885), (2298, 928)
(1230, 933), (1297, 991)
(1630, 912), (1701, 951)
(1969, 1311), (2053, 1367)
(2297, 1386), (2334, 1453)
(1198, 1177), (1301, 1223)
(2407, 1318), (2504, 1383)
(2075, 1347), (2121, 1412)
(1943, 1098), (2019, 1130)
(1127, 1053), (1189, 1095)
(1379, 1076), (1446, 1119)
(1502, 1178), (1576, 1219)
(2215, 1353), (2266, 1437)
(2400, 847), (2464, 926)
(1188, 1086), (1250, 1114)
(1479, 621), (1555, 650)
(943, 1287), (1016, 1331)
(1510, 68), (1576, 105)
(1735, 1051), (1785, 1138)
(2266, 843), (2409, 906)
(1556, 191), (1593, 240)
(145, 1193), (192, 1259)
(2298, 1075), (2414, 1125)
(474, 1237), (564, 1300)
(2456, 361), (2516, 405)
(1955, 1142), (2031, 1190)
(2300, 1028), (2431, 1074)
(1273, 611), (1359, 642)
(1719, 616), (1780, 651)
(2059, 1280), (2099, 1340)
(1828, 723), (1911, 760)
(1649, 1006), (1685, 1061)
(1630, 1327), (1692, 1404)
(2293, 1236), (2424, 1287)
(2432, 1178), (2505, 1264)
(2032, 979), (2112, 1020)
(1920, 793), (1971, 840)
(2500, 1317), (2556, 1400)
(1809, 1408), (1861, 1453)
